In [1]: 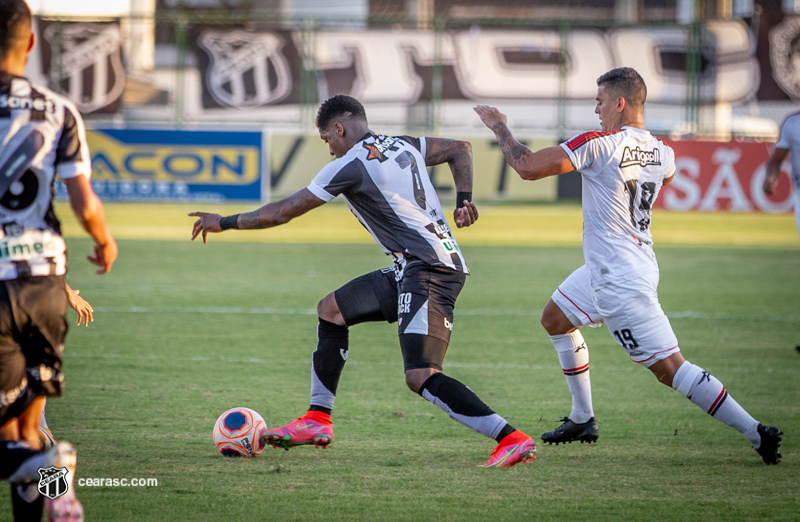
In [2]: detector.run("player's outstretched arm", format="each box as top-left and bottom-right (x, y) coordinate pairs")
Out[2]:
(473, 105), (574, 181)
(64, 175), (118, 274)
(424, 137), (478, 228)
(65, 281), (93, 327)
(763, 147), (788, 195)
(190, 188), (326, 243)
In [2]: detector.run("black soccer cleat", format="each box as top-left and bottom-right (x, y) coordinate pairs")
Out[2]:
(541, 416), (599, 445)
(755, 424), (782, 465)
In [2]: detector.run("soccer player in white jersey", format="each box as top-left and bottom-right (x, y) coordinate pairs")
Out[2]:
(763, 111), (800, 242)
(190, 94), (536, 468)
(475, 67), (782, 464)
(0, 0), (118, 520)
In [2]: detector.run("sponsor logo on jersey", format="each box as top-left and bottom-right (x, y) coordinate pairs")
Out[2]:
(362, 136), (399, 162)
(197, 30), (292, 109)
(619, 146), (661, 168)
(0, 95), (55, 113)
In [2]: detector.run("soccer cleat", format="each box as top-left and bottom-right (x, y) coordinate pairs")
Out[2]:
(755, 424), (782, 465)
(261, 417), (333, 451)
(541, 416), (599, 445)
(481, 431), (536, 468)
(45, 441), (84, 522)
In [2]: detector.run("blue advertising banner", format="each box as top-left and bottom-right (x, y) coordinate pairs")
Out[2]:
(57, 128), (264, 201)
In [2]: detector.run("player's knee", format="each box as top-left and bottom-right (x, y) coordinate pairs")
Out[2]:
(404, 368), (437, 394)
(541, 308), (569, 335)
(317, 293), (345, 326)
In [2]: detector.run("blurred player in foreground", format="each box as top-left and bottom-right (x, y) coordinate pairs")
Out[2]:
(474, 67), (782, 464)
(38, 284), (95, 449)
(763, 111), (800, 243)
(0, 0), (118, 520)
(190, 94), (536, 468)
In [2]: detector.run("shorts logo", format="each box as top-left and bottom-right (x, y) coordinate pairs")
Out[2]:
(619, 146), (661, 168)
(443, 318), (453, 331)
(398, 293), (412, 314)
(37, 466), (69, 500)
(340, 349), (348, 361)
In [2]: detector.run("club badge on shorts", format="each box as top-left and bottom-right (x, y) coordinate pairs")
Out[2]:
(37, 466), (69, 500)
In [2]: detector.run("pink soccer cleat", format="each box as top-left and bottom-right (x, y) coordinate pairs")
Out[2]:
(481, 430), (537, 468)
(261, 414), (333, 451)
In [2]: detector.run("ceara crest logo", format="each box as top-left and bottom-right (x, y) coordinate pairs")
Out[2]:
(37, 466), (69, 500)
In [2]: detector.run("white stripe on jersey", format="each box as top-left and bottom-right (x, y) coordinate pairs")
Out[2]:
(307, 134), (468, 275)
(561, 126), (675, 286)
(0, 73), (91, 279)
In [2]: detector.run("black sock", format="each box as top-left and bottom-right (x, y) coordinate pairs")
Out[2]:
(418, 373), (510, 440)
(11, 482), (44, 522)
(310, 318), (349, 412)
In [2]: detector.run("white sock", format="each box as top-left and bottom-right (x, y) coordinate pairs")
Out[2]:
(672, 361), (760, 447)
(550, 330), (594, 424)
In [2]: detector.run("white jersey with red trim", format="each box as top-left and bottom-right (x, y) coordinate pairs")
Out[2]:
(560, 126), (676, 286)
(775, 111), (800, 189)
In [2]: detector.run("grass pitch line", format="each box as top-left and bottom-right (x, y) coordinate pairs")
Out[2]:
(92, 306), (800, 323)
(61, 351), (799, 375)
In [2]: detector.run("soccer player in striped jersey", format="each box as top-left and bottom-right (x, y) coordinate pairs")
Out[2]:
(190, 94), (536, 468)
(475, 67), (782, 464)
(0, 0), (118, 520)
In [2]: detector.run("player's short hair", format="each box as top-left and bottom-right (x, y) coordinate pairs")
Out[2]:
(597, 67), (647, 108)
(0, 0), (32, 58)
(316, 94), (368, 130)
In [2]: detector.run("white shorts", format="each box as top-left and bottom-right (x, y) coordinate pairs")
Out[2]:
(794, 187), (800, 243)
(551, 265), (680, 368)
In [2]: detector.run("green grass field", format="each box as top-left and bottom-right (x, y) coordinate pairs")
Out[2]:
(2, 203), (799, 521)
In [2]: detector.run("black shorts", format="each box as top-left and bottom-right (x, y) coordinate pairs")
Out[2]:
(334, 262), (466, 371)
(0, 276), (68, 426)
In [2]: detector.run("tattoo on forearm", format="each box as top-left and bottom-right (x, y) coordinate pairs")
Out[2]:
(238, 210), (261, 229)
(425, 140), (473, 192)
(495, 125), (532, 165)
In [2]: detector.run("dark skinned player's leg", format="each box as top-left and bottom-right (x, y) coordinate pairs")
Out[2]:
(262, 269), (396, 450)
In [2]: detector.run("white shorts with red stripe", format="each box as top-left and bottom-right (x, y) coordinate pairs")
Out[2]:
(551, 265), (680, 368)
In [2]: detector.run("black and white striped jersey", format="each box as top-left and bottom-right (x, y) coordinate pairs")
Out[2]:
(0, 72), (91, 280)
(307, 133), (468, 277)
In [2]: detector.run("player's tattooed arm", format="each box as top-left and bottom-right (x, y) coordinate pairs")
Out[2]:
(424, 138), (473, 192)
(252, 189), (326, 228)
(424, 137), (478, 228)
(190, 189), (325, 243)
(473, 104), (575, 181)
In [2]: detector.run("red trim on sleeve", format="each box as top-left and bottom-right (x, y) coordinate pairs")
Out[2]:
(565, 130), (622, 151)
